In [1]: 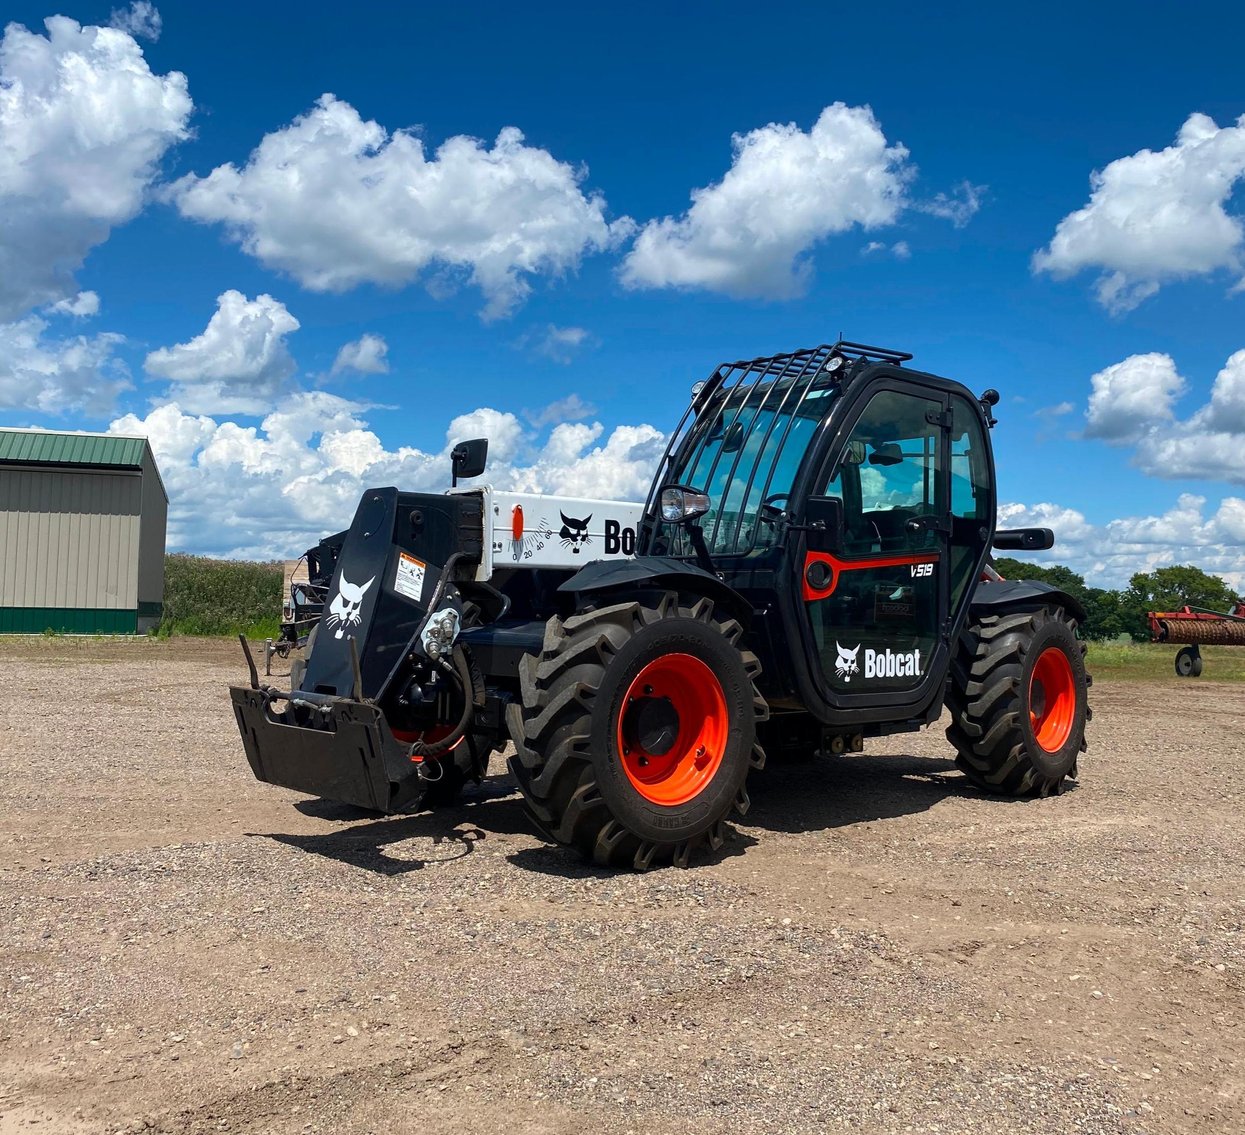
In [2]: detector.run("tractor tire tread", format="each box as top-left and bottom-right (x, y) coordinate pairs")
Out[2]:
(512, 590), (765, 870)
(946, 603), (1090, 797)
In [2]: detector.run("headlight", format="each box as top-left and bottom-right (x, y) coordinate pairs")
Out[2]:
(659, 485), (711, 523)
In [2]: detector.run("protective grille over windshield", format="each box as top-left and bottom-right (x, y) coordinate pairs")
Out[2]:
(646, 342), (913, 556)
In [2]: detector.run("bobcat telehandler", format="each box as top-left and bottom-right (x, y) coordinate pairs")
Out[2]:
(232, 341), (1091, 869)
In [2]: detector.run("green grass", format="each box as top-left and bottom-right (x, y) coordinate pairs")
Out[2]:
(158, 554), (284, 638)
(1086, 641), (1245, 682)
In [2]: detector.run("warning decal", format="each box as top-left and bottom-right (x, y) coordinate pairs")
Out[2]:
(394, 551), (427, 603)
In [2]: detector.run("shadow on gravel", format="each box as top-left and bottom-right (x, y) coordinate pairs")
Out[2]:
(256, 784), (533, 875)
(506, 827), (759, 878)
(747, 753), (962, 835)
(259, 754), (1058, 876)
(744, 752), (1051, 835)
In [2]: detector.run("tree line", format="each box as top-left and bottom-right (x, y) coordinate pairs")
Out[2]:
(993, 560), (1242, 642)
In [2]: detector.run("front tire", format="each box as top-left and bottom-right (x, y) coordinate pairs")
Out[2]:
(946, 604), (1091, 797)
(509, 591), (768, 869)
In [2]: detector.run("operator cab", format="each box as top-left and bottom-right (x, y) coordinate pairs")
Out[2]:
(642, 341), (997, 727)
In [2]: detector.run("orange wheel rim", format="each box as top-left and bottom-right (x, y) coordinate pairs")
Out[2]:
(616, 653), (728, 806)
(1029, 646), (1076, 753)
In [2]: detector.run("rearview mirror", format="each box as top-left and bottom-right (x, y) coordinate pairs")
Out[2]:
(451, 437), (488, 486)
(868, 442), (903, 467)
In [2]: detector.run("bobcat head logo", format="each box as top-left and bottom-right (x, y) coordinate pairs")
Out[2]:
(326, 572), (375, 639)
(835, 641), (861, 682)
(559, 512), (592, 553)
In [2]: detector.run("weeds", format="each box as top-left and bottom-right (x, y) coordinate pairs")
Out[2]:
(1086, 641), (1245, 682)
(160, 554), (284, 638)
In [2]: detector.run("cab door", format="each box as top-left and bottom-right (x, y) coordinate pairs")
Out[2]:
(800, 385), (952, 701)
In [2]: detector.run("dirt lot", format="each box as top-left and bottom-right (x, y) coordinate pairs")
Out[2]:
(1, 638), (1241, 1135)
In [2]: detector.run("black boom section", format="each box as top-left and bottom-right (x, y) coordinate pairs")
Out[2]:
(300, 487), (483, 699)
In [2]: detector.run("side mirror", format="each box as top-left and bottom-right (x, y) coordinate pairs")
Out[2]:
(993, 527), (1055, 551)
(450, 437), (488, 486)
(803, 495), (844, 552)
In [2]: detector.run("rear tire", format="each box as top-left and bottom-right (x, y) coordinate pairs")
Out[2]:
(946, 604), (1091, 797)
(509, 591), (768, 869)
(1175, 647), (1198, 678)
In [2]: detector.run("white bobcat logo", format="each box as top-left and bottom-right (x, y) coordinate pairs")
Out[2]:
(326, 572), (375, 639)
(835, 641), (861, 682)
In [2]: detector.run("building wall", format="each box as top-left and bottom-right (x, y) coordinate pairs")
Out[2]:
(136, 451), (168, 632)
(0, 465), (142, 632)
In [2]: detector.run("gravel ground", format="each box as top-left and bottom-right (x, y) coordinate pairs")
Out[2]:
(0, 637), (1241, 1135)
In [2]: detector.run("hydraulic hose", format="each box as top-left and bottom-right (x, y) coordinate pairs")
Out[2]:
(408, 644), (475, 762)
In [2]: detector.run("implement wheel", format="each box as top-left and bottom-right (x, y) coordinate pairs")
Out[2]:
(1175, 646), (1201, 678)
(947, 603), (1091, 797)
(509, 591), (767, 869)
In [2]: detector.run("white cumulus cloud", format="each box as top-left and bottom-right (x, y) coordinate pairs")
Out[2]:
(109, 2), (162, 40)
(1080, 348), (1245, 485)
(1193, 348), (1245, 434)
(527, 392), (597, 428)
(522, 324), (594, 364)
(1034, 113), (1245, 312)
(917, 181), (985, 228)
(862, 241), (911, 260)
(331, 333), (389, 376)
(0, 314), (128, 414)
(49, 291), (100, 317)
(109, 398), (665, 558)
(620, 103), (914, 298)
(1085, 352), (1186, 442)
(0, 13), (191, 320)
(144, 290), (300, 415)
(1001, 495), (1245, 591)
(170, 95), (632, 320)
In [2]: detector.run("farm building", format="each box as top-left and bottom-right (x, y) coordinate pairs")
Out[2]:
(0, 429), (168, 634)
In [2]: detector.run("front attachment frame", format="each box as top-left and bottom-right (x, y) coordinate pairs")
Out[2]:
(230, 684), (422, 814)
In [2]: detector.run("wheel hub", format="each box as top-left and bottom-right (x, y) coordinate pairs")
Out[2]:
(616, 653), (728, 806)
(1029, 646), (1076, 754)
(622, 695), (680, 757)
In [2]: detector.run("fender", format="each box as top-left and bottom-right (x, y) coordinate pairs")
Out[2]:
(558, 555), (753, 627)
(970, 578), (1087, 624)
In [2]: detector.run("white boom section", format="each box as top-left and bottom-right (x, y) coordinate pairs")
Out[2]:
(467, 488), (644, 579)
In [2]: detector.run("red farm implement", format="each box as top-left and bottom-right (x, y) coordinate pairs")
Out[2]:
(1147, 602), (1245, 677)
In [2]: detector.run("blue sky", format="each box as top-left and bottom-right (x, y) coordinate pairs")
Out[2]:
(2, 1), (1244, 586)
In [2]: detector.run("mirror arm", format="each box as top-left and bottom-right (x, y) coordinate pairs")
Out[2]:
(685, 522), (718, 577)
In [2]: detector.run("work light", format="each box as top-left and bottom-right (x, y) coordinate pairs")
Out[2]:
(659, 485), (711, 523)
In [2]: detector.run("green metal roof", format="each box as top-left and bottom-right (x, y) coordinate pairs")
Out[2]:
(0, 430), (148, 470)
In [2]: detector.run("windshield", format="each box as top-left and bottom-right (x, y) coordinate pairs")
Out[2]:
(669, 375), (840, 554)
